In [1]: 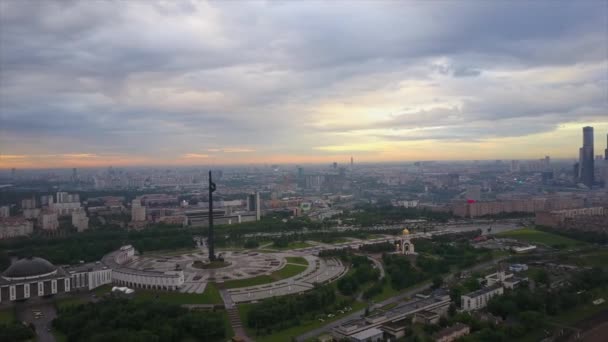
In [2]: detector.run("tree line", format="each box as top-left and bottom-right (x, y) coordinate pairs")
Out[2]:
(246, 284), (342, 336)
(53, 298), (226, 342)
(1, 226), (196, 265)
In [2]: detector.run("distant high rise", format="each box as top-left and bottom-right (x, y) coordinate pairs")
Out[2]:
(131, 199), (146, 222)
(578, 126), (594, 187)
(332, 162), (338, 169)
(350, 156), (354, 168)
(72, 168), (78, 182)
(10, 168), (16, 179)
(465, 185), (481, 202)
(246, 192), (261, 221)
(605, 133), (608, 160)
(510, 160), (520, 173)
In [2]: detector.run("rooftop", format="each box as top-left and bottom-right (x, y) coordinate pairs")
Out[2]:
(350, 327), (383, 340)
(463, 284), (503, 298)
(3, 257), (56, 278)
(435, 323), (470, 339)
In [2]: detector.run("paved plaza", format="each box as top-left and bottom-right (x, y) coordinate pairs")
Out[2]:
(228, 254), (346, 303)
(124, 250), (286, 294)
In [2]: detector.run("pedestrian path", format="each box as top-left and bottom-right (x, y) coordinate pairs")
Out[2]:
(219, 287), (252, 342)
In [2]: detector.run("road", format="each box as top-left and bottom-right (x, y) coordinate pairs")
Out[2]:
(15, 300), (57, 342)
(367, 256), (385, 279)
(295, 257), (505, 342)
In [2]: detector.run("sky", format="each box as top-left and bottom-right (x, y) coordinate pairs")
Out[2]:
(0, 0), (607, 169)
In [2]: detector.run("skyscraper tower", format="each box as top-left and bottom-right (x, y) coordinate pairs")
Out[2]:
(578, 126), (594, 187)
(605, 133), (608, 160)
(72, 168), (78, 182)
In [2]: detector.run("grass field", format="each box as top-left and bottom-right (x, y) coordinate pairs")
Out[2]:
(133, 282), (223, 305)
(143, 248), (200, 257)
(370, 278), (400, 302)
(238, 301), (367, 342)
(222, 263), (308, 289)
(271, 241), (313, 250)
(92, 282), (222, 305)
(498, 228), (585, 248)
(568, 249), (608, 268)
(553, 288), (608, 325)
(55, 296), (87, 310)
(285, 256), (309, 266)
(0, 308), (14, 323)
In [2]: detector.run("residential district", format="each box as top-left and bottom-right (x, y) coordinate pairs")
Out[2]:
(0, 127), (606, 342)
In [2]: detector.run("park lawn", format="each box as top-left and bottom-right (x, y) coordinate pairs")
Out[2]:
(93, 283), (222, 305)
(55, 296), (87, 310)
(274, 264), (307, 279)
(239, 301), (367, 342)
(199, 283), (223, 304)
(133, 284), (222, 305)
(370, 279), (399, 302)
(553, 288), (608, 325)
(222, 275), (275, 289)
(94, 284), (113, 296)
(498, 228), (585, 248)
(142, 248), (200, 257)
(0, 308), (14, 323)
(222, 264), (308, 289)
(272, 241), (313, 250)
(285, 256), (309, 266)
(573, 249), (608, 268)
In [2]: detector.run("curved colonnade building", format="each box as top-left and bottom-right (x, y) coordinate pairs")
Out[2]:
(101, 245), (184, 291)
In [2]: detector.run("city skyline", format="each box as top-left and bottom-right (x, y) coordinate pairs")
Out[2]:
(1, 1), (607, 169)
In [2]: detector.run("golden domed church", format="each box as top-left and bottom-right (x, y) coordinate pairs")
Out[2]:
(395, 228), (415, 255)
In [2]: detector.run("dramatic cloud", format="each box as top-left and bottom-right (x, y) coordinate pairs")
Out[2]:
(0, 0), (606, 167)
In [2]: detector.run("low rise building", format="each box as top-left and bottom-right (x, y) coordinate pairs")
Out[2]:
(348, 327), (383, 342)
(461, 285), (504, 311)
(64, 262), (112, 291)
(434, 323), (470, 342)
(509, 264), (528, 272)
(101, 245), (184, 290)
(333, 292), (450, 339)
(0, 257), (71, 303)
(485, 271), (512, 287)
(380, 319), (408, 340)
(413, 310), (440, 325)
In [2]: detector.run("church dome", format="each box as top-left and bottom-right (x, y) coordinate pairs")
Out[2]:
(2, 257), (57, 279)
(402, 228), (410, 235)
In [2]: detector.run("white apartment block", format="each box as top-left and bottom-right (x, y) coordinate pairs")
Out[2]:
(0, 218), (34, 239)
(461, 285), (504, 311)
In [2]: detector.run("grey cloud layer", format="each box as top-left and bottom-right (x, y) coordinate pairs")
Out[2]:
(0, 0), (606, 156)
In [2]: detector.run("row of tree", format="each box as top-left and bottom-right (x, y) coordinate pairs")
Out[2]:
(1, 226), (196, 265)
(246, 284), (339, 336)
(53, 298), (226, 342)
(337, 255), (381, 296)
(0, 322), (34, 342)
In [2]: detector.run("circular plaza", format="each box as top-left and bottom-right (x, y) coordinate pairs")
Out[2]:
(102, 245), (347, 303)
